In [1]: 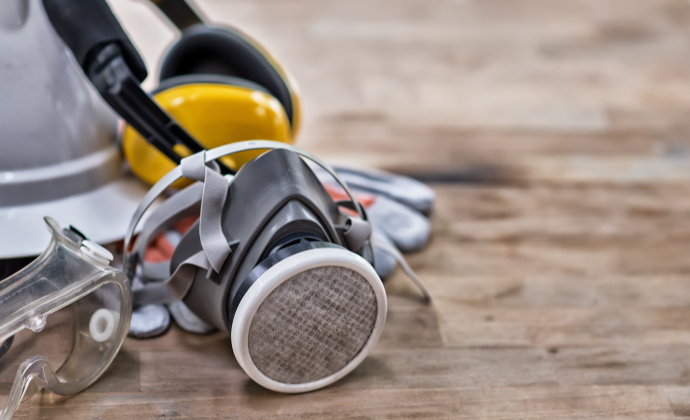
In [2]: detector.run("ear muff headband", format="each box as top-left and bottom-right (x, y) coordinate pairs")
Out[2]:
(124, 140), (365, 276)
(160, 25), (298, 131)
(153, 73), (273, 96)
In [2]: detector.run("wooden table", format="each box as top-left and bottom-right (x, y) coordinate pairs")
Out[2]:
(11, 0), (690, 417)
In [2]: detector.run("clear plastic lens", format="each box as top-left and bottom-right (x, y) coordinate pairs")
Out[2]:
(0, 306), (74, 399)
(0, 218), (131, 420)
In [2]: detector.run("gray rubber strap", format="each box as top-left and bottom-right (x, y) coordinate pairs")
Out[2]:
(371, 228), (432, 303)
(133, 250), (210, 305)
(180, 152), (232, 273)
(133, 182), (204, 272)
(125, 141), (366, 285)
(125, 165), (184, 279)
(141, 261), (170, 281)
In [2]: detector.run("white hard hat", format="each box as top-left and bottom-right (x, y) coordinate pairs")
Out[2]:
(0, 0), (149, 258)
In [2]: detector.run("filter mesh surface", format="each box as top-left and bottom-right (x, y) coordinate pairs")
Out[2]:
(247, 265), (378, 384)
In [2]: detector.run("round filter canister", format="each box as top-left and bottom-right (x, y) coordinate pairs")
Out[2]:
(231, 247), (387, 393)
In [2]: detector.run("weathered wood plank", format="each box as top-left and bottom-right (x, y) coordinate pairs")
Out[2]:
(10, 386), (677, 419)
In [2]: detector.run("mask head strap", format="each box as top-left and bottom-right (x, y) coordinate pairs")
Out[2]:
(124, 140), (366, 282)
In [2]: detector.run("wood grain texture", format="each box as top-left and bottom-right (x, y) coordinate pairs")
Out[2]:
(6, 0), (690, 417)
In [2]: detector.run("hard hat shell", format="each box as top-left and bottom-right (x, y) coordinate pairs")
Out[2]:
(0, 0), (149, 258)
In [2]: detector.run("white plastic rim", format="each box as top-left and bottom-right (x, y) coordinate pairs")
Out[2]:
(231, 247), (387, 393)
(89, 309), (117, 343)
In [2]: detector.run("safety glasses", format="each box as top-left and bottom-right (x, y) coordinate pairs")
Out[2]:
(0, 218), (131, 419)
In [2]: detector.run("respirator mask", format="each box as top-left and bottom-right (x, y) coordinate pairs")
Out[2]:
(0, 218), (131, 419)
(126, 141), (387, 393)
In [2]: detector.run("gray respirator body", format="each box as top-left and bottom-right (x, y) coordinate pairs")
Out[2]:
(126, 142), (387, 393)
(177, 148), (375, 331)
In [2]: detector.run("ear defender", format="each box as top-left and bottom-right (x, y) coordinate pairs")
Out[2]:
(125, 141), (387, 393)
(122, 24), (301, 186)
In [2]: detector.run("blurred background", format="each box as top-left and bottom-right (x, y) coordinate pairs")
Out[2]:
(110, 0), (690, 182)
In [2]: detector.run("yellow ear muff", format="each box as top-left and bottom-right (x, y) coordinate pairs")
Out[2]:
(239, 34), (302, 137)
(122, 83), (293, 186)
(158, 25), (302, 140)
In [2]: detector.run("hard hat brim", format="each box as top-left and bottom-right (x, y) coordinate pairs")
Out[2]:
(0, 176), (149, 259)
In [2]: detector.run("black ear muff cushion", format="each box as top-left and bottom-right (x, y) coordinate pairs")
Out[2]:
(153, 73), (272, 96)
(160, 24), (294, 126)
